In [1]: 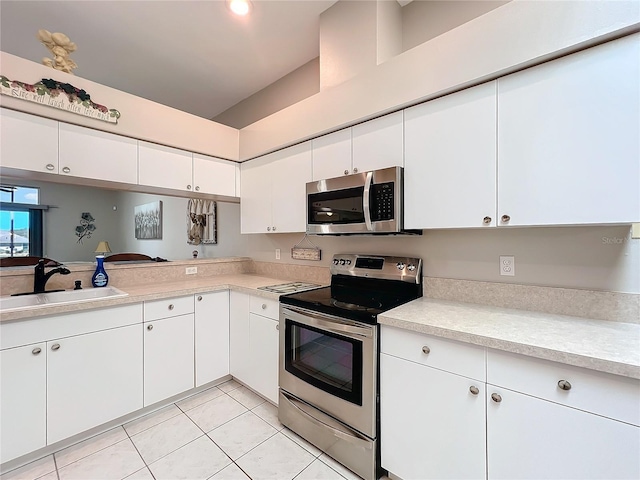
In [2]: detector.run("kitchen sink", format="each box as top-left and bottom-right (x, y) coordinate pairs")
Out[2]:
(0, 286), (128, 312)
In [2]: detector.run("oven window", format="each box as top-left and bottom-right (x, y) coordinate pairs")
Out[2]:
(285, 320), (363, 405)
(308, 187), (364, 225)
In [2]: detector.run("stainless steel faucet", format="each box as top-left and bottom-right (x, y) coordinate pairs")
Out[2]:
(33, 259), (71, 293)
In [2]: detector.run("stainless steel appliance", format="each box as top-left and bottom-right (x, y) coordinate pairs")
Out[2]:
(278, 254), (422, 480)
(306, 166), (419, 235)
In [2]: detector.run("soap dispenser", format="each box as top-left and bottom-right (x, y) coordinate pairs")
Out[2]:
(91, 255), (109, 287)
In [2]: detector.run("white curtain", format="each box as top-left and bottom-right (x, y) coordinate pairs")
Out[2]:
(186, 199), (217, 245)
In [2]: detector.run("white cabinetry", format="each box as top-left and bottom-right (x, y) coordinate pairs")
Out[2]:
(380, 326), (486, 479)
(486, 350), (640, 479)
(0, 108), (58, 173)
(192, 154), (238, 197)
(58, 123), (138, 184)
(138, 141), (193, 192)
(143, 296), (194, 406)
(241, 142), (312, 234)
(312, 128), (352, 180)
(229, 291), (250, 383)
(0, 343), (46, 463)
(195, 290), (229, 387)
(47, 324), (143, 444)
(404, 82), (497, 229)
(497, 34), (640, 226)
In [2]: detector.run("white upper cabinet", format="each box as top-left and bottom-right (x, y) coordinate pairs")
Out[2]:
(192, 154), (238, 197)
(352, 111), (403, 173)
(497, 34), (640, 226)
(0, 108), (59, 173)
(241, 142), (312, 234)
(404, 82), (497, 229)
(312, 128), (352, 180)
(59, 123), (138, 184)
(138, 141), (193, 192)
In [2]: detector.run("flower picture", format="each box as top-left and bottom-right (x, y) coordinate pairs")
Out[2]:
(75, 212), (96, 244)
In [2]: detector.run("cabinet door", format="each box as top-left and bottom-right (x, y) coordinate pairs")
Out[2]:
(195, 291), (229, 387)
(312, 128), (352, 180)
(193, 154), (238, 197)
(144, 314), (194, 406)
(381, 353), (486, 480)
(240, 155), (273, 233)
(138, 141), (193, 192)
(229, 291), (250, 384)
(0, 343), (46, 463)
(404, 82), (497, 229)
(47, 324), (143, 444)
(487, 387), (640, 480)
(497, 34), (640, 226)
(248, 313), (279, 404)
(58, 123), (138, 184)
(352, 111), (403, 173)
(271, 142), (312, 233)
(0, 108), (58, 173)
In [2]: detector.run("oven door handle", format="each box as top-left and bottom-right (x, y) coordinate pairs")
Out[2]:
(363, 171), (373, 231)
(285, 308), (373, 339)
(281, 391), (372, 447)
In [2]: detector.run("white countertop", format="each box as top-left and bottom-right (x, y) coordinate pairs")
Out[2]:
(378, 297), (640, 379)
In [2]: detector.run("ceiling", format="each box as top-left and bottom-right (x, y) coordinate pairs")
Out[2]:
(0, 0), (337, 121)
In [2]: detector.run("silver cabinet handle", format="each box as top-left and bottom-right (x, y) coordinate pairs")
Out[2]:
(46, 163), (55, 171)
(187, 185), (192, 190)
(469, 386), (479, 395)
(32, 347), (42, 355)
(168, 304), (174, 310)
(344, 169), (349, 175)
(267, 227), (271, 232)
(62, 166), (71, 174)
(272, 226), (276, 231)
(483, 216), (492, 224)
(195, 186), (200, 191)
(353, 167), (358, 173)
(147, 324), (153, 330)
(51, 343), (61, 351)
(501, 214), (511, 223)
(558, 380), (572, 391)
(262, 303), (267, 309)
(491, 393), (502, 403)
(197, 295), (203, 301)
(422, 345), (430, 355)
(276, 324), (280, 330)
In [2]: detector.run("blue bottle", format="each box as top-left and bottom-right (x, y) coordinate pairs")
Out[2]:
(92, 255), (109, 287)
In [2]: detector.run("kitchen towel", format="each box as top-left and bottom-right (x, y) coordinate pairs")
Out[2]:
(187, 199), (217, 245)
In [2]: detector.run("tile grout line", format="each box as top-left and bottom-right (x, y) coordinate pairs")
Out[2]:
(122, 422), (156, 480)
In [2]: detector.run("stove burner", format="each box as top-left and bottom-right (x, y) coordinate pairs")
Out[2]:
(331, 299), (383, 311)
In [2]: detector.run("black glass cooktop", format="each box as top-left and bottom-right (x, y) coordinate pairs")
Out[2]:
(280, 275), (422, 324)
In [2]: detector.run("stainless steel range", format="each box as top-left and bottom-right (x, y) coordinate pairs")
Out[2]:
(278, 254), (422, 480)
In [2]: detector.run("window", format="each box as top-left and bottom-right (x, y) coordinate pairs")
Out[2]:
(0, 185), (44, 259)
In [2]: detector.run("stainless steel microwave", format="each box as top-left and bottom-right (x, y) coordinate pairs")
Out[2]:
(306, 166), (417, 235)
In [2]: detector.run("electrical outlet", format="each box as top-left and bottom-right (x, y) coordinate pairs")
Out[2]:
(500, 256), (515, 276)
(185, 267), (197, 275)
(275, 248), (281, 260)
(632, 223), (640, 239)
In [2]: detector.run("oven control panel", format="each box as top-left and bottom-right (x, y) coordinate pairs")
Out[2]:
(330, 254), (422, 283)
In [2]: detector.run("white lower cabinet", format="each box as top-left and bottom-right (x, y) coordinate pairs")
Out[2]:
(195, 291), (230, 387)
(248, 312), (279, 404)
(143, 313), (195, 406)
(0, 343), (47, 463)
(47, 324), (143, 444)
(229, 291), (250, 383)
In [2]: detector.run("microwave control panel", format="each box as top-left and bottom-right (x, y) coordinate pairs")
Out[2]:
(370, 182), (395, 221)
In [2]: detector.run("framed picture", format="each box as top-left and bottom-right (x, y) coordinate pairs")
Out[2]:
(134, 201), (162, 239)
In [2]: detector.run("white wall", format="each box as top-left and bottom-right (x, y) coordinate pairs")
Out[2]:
(245, 225), (640, 294)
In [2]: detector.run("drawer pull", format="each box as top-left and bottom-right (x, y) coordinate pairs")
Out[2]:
(32, 347), (42, 355)
(51, 343), (61, 351)
(491, 393), (502, 403)
(46, 163), (55, 171)
(147, 324), (153, 330)
(501, 214), (511, 223)
(557, 380), (572, 391)
(168, 304), (174, 310)
(197, 296), (203, 301)
(276, 324), (280, 331)
(469, 386), (479, 395)
(344, 170), (349, 175)
(62, 166), (71, 174)
(262, 303), (267, 310)
(483, 216), (492, 224)
(421, 345), (430, 355)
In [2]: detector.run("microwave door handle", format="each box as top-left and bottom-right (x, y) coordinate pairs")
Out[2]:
(363, 171), (373, 231)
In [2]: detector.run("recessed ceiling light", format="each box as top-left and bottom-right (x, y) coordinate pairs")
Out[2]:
(228, 0), (251, 16)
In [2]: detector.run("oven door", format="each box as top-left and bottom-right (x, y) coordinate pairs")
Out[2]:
(279, 305), (377, 438)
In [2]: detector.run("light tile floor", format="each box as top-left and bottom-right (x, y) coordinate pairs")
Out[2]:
(1, 380), (364, 480)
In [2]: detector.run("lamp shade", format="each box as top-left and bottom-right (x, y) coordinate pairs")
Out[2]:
(94, 241), (112, 255)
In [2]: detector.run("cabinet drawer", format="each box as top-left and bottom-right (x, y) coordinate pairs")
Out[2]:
(487, 349), (640, 426)
(380, 326), (485, 381)
(249, 296), (279, 320)
(144, 296), (194, 321)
